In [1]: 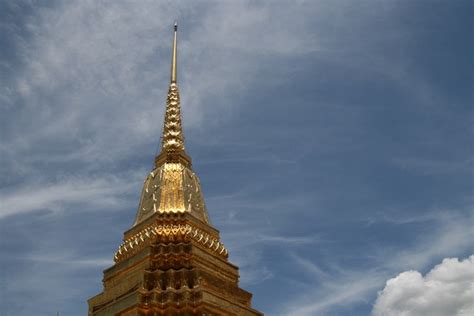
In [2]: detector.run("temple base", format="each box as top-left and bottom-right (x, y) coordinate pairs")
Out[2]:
(88, 214), (263, 316)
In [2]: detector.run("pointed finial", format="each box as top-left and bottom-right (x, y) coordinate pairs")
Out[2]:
(155, 21), (191, 168)
(171, 22), (178, 83)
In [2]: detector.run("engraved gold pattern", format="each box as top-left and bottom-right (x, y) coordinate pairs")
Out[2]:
(161, 83), (185, 153)
(134, 163), (209, 225)
(114, 223), (228, 262)
(159, 163), (185, 212)
(162, 23), (184, 154)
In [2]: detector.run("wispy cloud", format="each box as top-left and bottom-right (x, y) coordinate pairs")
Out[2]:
(20, 252), (113, 268)
(362, 208), (469, 226)
(384, 216), (474, 271)
(0, 171), (142, 218)
(391, 156), (474, 175)
(224, 231), (323, 285)
(0, 1), (472, 315)
(282, 258), (384, 316)
(277, 207), (474, 315)
(1, 250), (113, 315)
(1, 1), (327, 175)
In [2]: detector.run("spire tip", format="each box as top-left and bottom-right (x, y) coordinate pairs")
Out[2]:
(171, 21), (178, 83)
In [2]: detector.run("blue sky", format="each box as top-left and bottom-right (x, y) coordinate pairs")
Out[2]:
(0, 1), (473, 315)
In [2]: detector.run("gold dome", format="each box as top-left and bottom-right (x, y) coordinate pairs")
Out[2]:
(133, 162), (209, 225)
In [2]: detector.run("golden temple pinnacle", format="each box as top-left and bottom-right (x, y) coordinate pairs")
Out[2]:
(156, 22), (191, 169)
(135, 23), (206, 225)
(88, 23), (263, 316)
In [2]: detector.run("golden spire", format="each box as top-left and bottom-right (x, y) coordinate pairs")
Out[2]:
(171, 22), (177, 83)
(156, 22), (191, 168)
(134, 23), (209, 226)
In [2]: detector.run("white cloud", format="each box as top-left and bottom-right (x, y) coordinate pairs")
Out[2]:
(0, 171), (142, 218)
(280, 208), (474, 316)
(373, 255), (474, 316)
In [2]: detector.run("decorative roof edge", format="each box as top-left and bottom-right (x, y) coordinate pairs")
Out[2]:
(114, 223), (228, 262)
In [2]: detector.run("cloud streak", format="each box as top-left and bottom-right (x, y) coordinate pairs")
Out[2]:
(0, 1), (472, 315)
(0, 171), (142, 218)
(278, 207), (474, 316)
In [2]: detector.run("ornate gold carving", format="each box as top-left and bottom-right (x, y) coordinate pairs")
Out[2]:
(161, 83), (185, 153)
(134, 163), (210, 225)
(114, 223), (228, 262)
(158, 163), (185, 212)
